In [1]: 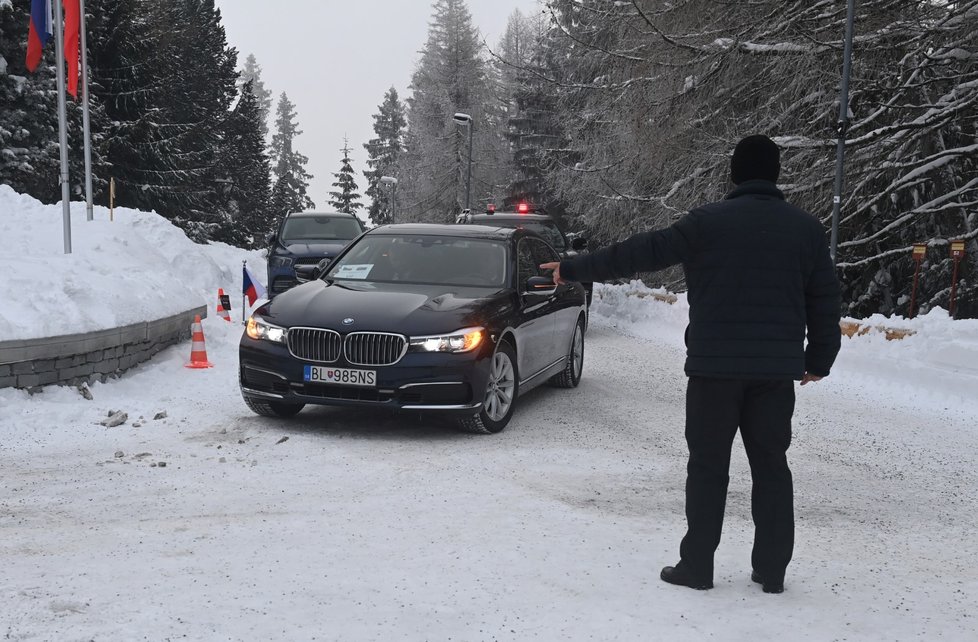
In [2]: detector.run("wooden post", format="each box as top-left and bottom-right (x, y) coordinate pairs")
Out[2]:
(909, 243), (926, 318)
(109, 177), (115, 222)
(949, 240), (965, 318)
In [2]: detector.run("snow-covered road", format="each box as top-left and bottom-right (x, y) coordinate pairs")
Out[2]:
(2, 313), (976, 641)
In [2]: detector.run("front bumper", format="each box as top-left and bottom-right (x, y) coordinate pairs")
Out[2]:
(239, 336), (491, 415)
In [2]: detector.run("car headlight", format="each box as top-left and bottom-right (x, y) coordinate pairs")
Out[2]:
(269, 255), (294, 269)
(409, 327), (484, 353)
(246, 316), (287, 343)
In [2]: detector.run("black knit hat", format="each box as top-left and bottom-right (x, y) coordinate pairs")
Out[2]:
(730, 135), (780, 185)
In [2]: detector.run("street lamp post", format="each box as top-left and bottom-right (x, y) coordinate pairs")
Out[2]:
(452, 113), (474, 211)
(380, 176), (398, 224)
(830, 0), (857, 263)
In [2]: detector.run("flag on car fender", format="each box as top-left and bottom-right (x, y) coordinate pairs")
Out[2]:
(243, 265), (267, 307)
(26, 0), (52, 72)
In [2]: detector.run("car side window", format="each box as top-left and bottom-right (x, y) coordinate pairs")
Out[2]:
(516, 240), (541, 291)
(528, 238), (560, 267)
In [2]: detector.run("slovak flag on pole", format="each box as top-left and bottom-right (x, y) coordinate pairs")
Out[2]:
(26, 0), (53, 72)
(243, 264), (267, 307)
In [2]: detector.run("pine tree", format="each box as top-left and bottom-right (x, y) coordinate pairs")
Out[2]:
(399, 0), (508, 222)
(501, 12), (568, 219)
(238, 53), (272, 140)
(269, 92), (315, 219)
(363, 87), (406, 225)
(327, 139), (363, 214)
(96, 0), (237, 240)
(0, 0), (57, 197)
(212, 81), (272, 248)
(0, 0), (100, 204)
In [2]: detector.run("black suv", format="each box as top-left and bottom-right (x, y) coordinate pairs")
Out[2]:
(267, 211), (367, 296)
(456, 207), (592, 305)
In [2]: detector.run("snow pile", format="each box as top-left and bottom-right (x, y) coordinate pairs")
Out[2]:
(0, 185), (266, 341)
(591, 279), (978, 414)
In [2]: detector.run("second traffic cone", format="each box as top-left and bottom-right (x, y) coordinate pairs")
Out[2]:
(217, 288), (232, 323)
(185, 315), (214, 369)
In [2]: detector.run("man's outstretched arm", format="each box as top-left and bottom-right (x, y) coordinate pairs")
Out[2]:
(543, 214), (698, 284)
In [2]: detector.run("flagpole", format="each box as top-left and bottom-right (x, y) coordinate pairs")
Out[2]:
(53, 0), (72, 254)
(79, 0), (93, 222)
(242, 260), (247, 325)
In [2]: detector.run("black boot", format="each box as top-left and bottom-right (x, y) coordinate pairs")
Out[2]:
(660, 564), (713, 590)
(751, 570), (784, 594)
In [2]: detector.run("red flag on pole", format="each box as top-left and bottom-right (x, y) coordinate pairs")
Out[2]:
(63, 0), (80, 98)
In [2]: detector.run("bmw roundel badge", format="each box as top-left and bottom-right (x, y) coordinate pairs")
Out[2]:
(342, 318), (355, 326)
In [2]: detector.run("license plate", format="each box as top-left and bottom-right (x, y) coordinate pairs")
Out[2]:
(303, 365), (376, 387)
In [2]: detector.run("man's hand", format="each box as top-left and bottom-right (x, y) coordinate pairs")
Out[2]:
(539, 262), (566, 285)
(800, 373), (824, 386)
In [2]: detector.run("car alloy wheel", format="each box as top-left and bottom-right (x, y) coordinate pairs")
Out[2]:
(485, 349), (516, 422)
(456, 341), (519, 434)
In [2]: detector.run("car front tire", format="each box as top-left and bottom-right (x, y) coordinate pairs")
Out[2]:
(243, 394), (305, 418)
(456, 341), (519, 434)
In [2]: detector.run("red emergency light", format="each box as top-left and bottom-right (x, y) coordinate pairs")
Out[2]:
(517, 203), (530, 214)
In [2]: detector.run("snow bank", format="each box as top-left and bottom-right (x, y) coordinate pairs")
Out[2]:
(591, 280), (978, 414)
(0, 185), (266, 341)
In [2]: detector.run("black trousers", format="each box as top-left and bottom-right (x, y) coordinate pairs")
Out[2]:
(679, 376), (795, 583)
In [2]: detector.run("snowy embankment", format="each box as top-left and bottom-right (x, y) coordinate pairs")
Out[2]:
(591, 279), (978, 416)
(0, 185), (265, 342)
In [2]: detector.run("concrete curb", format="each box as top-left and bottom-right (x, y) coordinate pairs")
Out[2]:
(0, 306), (208, 390)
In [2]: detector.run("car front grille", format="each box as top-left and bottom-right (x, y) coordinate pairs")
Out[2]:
(344, 332), (407, 366)
(286, 329), (406, 366)
(288, 327), (343, 363)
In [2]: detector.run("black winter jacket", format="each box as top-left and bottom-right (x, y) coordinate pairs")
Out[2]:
(561, 180), (842, 380)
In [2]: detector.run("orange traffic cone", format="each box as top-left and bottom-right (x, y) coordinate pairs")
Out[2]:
(185, 315), (214, 369)
(216, 288), (232, 323)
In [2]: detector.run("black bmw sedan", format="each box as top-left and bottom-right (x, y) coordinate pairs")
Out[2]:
(239, 224), (587, 433)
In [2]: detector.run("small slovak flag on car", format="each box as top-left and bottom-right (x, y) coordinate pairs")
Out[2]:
(243, 264), (267, 307)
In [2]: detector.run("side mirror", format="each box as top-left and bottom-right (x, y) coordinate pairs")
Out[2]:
(526, 275), (557, 293)
(266, 232), (277, 246)
(571, 237), (588, 251)
(314, 257), (333, 279)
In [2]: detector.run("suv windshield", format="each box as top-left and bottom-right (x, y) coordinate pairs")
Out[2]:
(281, 216), (362, 242)
(327, 235), (508, 287)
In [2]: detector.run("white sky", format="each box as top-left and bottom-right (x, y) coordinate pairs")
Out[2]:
(214, 0), (544, 212)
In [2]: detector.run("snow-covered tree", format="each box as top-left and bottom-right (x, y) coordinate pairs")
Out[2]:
(212, 81), (272, 248)
(399, 0), (509, 222)
(0, 0), (100, 204)
(536, 0), (978, 318)
(327, 139), (363, 214)
(269, 92), (315, 218)
(363, 87), (406, 225)
(238, 53), (272, 140)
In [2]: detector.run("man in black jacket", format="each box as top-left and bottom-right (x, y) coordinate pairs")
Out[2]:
(542, 135), (841, 594)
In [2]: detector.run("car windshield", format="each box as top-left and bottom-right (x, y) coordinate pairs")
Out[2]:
(484, 219), (565, 251)
(281, 216), (363, 242)
(326, 235), (508, 288)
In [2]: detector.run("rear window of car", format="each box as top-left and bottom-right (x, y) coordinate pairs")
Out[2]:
(282, 216), (363, 242)
(327, 235), (508, 288)
(472, 218), (566, 251)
